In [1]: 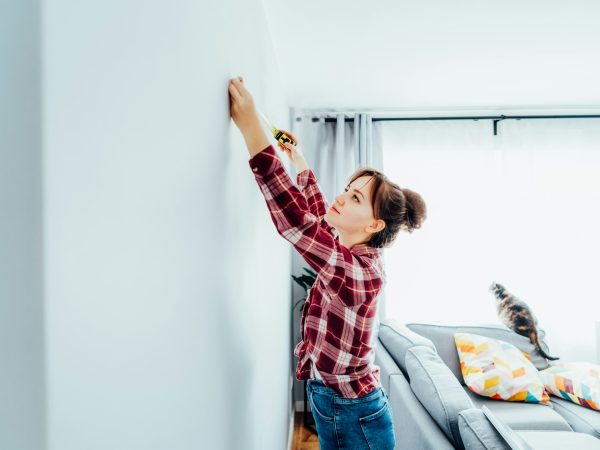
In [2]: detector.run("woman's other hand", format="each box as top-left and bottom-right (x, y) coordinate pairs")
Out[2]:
(277, 130), (309, 172)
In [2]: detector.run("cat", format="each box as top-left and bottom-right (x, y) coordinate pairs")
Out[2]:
(489, 281), (559, 361)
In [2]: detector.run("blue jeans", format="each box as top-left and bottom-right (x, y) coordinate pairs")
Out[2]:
(306, 379), (396, 450)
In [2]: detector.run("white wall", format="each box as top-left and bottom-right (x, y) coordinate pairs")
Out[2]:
(1, 0), (292, 449)
(0, 1), (45, 449)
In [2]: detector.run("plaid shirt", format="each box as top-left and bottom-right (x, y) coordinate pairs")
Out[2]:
(249, 144), (386, 399)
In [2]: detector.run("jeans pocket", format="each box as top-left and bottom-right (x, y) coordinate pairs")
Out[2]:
(309, 389), (335, 423)
(359, 402), (396, 450)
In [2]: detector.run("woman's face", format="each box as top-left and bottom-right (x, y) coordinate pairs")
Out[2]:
(324, 175), (385, 241)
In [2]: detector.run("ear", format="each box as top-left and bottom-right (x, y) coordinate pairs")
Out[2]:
(367, 219), (386, 234)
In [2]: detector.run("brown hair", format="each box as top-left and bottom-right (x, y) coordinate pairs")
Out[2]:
(347, 167), (427, 248)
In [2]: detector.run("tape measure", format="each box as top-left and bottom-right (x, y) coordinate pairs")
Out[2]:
(257, 109), (296, 147)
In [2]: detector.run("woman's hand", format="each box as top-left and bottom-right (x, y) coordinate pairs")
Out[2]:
(228, 77), (270, 157)
(277, 130), (309, 172)
(228, 77), (260, 134)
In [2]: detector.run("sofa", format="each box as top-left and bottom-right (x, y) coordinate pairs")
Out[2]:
(373, 319), (600, 449)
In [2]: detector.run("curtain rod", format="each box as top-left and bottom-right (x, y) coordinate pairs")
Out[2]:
(306, 114), (600, 136)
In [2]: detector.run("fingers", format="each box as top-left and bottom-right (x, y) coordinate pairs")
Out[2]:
(228, 81), (241, 102)
(277, 142), (290, 153)
(281, 130), (299, 144)
(231, 78), (248, 96)
(279, 129), (294, 138)
(278, 140), (293, 150)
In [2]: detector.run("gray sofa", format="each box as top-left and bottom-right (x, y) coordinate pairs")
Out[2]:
(374, 319), (600, 449)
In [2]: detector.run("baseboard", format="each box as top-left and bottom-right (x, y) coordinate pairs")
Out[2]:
(295, 400), (307, 412)
(286, 405), (295, 450)
(287, 374), (296, 450)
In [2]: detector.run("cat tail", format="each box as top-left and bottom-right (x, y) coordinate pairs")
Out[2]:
(529, 330), (560, 361)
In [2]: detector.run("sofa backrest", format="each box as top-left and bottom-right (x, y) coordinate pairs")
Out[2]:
(405, 322), (551, 385)
(378, 319), (436, 380)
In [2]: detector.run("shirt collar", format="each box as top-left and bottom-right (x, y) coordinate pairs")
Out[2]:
(334, 233), (382, 258)
(350, 242), (383, 258)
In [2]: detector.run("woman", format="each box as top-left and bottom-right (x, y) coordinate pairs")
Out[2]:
(228, 77), (427, 450)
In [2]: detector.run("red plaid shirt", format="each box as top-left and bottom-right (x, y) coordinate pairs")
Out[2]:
(249, 144), (386, 399)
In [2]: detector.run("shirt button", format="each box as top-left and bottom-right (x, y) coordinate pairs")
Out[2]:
(253, 167), (258, 172)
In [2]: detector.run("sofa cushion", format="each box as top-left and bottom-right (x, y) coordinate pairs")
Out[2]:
(406, 322), (551, 385)
(405, 345), (475, 448)
(378, 319), (436, 380)
(550, 396), (600, 439)
(516, 431), (600, 449)
(454, 332), (550, 404)
(481, 404), (600, 450)
(462, 385), (573, 431)
(458, 408), (509, 449)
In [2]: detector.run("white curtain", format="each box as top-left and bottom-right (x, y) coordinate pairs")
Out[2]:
(380, 118), (600, 363)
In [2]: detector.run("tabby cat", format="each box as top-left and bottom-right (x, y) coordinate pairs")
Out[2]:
(489, 281), (559, 361)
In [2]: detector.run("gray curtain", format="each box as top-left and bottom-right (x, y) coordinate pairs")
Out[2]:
(289, 112), (387, 406)
(302, 113), (384, 203)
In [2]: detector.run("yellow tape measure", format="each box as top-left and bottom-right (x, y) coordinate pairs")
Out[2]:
(257, 109), (296, 147)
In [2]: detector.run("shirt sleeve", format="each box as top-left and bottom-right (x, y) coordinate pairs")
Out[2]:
(296, 169), (337, 237)
(249, 144), (382, 306)
(296, 169), (328, 221)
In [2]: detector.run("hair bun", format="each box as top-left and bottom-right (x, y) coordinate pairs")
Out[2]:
(400, 188), (427, 233)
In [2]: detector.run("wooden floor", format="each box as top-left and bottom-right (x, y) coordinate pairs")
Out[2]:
(291, 411), (320, 450)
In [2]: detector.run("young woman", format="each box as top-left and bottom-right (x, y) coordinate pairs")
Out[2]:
(228, 77), (427, 450)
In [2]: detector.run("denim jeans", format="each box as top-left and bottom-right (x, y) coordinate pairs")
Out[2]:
(306, 379), (396, 450)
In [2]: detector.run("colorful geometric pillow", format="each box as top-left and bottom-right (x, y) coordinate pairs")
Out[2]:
(454, 332), (550, 404)
(538, 361), (600, 411)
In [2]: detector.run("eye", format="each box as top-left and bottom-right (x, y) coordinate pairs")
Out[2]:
(344, 186), (360, 202)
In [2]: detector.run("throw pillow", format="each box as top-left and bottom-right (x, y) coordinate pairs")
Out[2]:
(454, 332), (550, 404)
(538, 361), (599, 411)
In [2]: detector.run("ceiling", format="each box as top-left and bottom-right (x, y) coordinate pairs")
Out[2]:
(262, 0), (600, 111)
